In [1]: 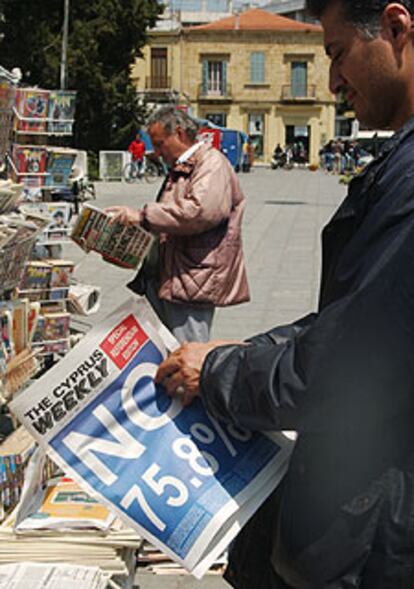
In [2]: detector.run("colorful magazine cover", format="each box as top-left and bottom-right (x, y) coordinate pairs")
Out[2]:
(47, 91), (76, 134)
(44, 149), (77, 188)
(49, 260), (74, 288)
(19, 261), (52, 291)
(43, 312), (70, 341)
(15, 476), (115, 532)
(14, 88), (50, 133)
(11, 145), (47, 175)
(22, 202), (73, 246)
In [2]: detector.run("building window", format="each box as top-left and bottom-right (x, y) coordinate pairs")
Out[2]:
(202, 60), (227, 96)
(248, 113), (264, 157)
(206, 113), (227, 127)
(150, 48), (168, 89)
(291, 61), (308, 97)
(250, 52), (265, 83)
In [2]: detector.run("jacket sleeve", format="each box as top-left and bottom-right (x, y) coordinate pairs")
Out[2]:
(246, 312), (316, 346)
(200, 254), (414, 434)
(143, 152), (237, 236)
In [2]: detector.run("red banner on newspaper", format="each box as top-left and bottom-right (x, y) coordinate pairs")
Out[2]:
(99, 314), (148, 369)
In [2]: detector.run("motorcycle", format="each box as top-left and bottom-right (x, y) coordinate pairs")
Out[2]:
(271, 151), (287, 169)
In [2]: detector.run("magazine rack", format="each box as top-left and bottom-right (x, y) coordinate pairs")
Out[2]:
(0, 66), (17, 169)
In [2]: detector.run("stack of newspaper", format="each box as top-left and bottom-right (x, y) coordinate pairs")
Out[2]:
(0, 562), (109, 589)
(0, 180), (23, 214)
(0, 514), (140, 580)
(0, 449), (142, 581)
(0, 209), (49, 293)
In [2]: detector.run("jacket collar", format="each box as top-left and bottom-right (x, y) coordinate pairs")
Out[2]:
(169, 143), (211, 179)
(331, 115), (414, 223)
(377, 114), (414, 157)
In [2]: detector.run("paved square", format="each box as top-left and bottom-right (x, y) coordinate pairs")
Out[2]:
(65, 168), (346, 342)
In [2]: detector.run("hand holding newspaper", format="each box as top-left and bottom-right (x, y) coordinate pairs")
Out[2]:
(10, 297), (294, 578)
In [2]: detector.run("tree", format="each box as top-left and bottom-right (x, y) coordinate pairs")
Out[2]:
(0, 0), (162, 152)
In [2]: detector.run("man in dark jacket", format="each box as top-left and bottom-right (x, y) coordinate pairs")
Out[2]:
(156, 1), (414, 587)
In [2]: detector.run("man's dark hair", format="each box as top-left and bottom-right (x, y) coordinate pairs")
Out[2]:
(307, 1), (414, 35)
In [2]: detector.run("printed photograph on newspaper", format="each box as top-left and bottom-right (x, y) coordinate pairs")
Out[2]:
(10, 297), (293, 577)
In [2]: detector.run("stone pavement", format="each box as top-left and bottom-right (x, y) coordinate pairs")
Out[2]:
(61, 168), (346, 588)
(65, 168), (346, 341)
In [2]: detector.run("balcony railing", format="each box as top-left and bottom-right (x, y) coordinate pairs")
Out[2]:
(281, 84), (317, 101)
(145, 76), (172, 91)
(198, 82), (232, 100)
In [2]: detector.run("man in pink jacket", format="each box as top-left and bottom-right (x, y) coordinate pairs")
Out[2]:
(106, 106), (250, 343)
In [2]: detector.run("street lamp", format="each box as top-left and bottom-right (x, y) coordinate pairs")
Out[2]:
(60, 0), (70, 89)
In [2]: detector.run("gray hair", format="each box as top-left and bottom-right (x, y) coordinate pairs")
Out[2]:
(147, 106), (199, 141)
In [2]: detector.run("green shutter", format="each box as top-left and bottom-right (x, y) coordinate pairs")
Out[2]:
(222, 61), (227, 95)
(250, 52), (265, 83)
(202, 60), (209, 95)
(291, 62), (307, 97)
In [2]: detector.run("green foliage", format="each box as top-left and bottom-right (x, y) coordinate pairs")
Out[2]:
(0, 0), (162, 152)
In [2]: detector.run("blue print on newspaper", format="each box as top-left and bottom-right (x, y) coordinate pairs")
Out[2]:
(49, 330), (281, 560)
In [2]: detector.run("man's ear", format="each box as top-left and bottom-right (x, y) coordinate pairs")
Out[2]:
(176, 125), (189, 143)
(176, 125), (184, 137)
(381, 3), (412, 47)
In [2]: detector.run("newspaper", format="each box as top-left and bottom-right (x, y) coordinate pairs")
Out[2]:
(12, 446), (115, 534)
(10, 297), (293, 578)
(0, 562), (107, 589)
(71, 204), (154, 269)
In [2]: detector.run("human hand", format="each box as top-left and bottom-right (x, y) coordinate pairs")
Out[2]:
(104, 206), (144, 226)
(155, 340), (242, 406)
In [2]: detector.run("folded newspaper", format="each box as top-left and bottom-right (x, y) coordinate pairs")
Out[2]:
(15, 477), (116, 534)
(71, 204), (154, 269)
(10, 297), (293, 578)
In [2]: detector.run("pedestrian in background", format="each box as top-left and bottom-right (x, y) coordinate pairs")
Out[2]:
(106, 106), (249, 343)
(156, 1), (414, 587)
(127, 132), (146, 175)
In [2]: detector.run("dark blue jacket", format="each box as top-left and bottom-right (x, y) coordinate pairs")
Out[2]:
(200, 117), (414, 588)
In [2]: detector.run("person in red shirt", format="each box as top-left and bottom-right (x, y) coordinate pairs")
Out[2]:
(128, 132), (146, 173)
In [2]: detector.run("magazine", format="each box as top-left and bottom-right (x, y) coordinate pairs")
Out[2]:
(10, 297), (294, 578)
(71, 204), (154, 269)
(47, 91), (77, 134)
(44, 149), (77, 188)
(20, 202), (73, 246)
(15, 478), (115, 533)
(14, 88), (50, 134)
(0, 427), (36, 520)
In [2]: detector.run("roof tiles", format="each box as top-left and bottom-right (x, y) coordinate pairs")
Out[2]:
(188, 8), (322, 32)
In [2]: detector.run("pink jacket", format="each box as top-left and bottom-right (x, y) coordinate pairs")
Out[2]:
(143, 143), (250, 306)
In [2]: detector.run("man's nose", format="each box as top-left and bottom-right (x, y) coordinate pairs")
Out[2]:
(329, 62), (345, 95)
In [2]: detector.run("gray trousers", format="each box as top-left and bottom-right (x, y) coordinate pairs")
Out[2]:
(145, 280), (215, 343)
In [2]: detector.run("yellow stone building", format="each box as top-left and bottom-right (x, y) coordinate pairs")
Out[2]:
(132, 8), (336, 165)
